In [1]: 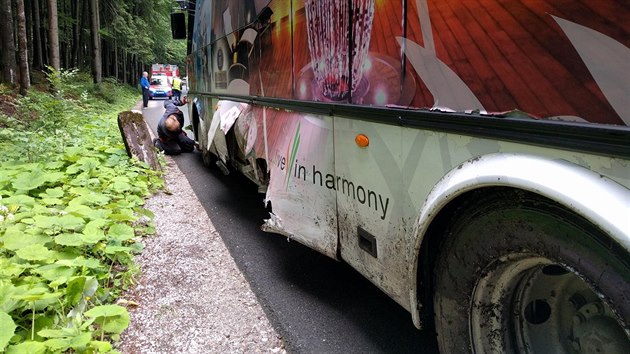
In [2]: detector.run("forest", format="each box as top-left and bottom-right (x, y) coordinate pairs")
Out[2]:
(0, 0), (188, 95)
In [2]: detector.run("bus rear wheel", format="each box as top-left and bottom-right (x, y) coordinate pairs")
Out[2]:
(433, 189), (630, 353)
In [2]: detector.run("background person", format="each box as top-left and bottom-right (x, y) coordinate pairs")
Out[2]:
(154, 96), (196, 155)
(140, 72), (150, 108)
(172, 76), (182, 101)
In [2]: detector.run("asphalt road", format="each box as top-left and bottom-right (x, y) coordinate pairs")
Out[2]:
(141, 98), (439, 353)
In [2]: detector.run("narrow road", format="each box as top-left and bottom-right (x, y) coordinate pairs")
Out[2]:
(141, 98), (439, 353)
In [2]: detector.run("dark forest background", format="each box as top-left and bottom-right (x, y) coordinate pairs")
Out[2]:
(0, 0), (188, 95)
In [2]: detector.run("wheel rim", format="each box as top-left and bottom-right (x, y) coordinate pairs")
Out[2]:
(470, 254), (630, 353)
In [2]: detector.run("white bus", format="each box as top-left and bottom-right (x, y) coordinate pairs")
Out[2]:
(173, 0), (629, 352)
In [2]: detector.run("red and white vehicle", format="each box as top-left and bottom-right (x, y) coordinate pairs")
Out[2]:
(176, 1), (630, 352)
(148, 75), (172, 99)
(150, 63), (180, 83)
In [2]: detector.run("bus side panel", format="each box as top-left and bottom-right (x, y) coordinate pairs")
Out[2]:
(333, 118), (410, 307)
(193, 96), (211, 153)
(261, 110), (339, 259)
(332, 119), (488, 309)
(336, 117), (630, 318)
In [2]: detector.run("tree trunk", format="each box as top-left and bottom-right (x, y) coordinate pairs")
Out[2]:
(33, 0), (43, 69)
(70, 0), (80, 68)
(78, 0), (90, 70)
(62, 0), (69, 69)
(40, 0), (49, 67)
(102, 39), (108, 78)
(0, 0), (17, 84)
(131, 54), (136, 87)
(89, 0), (101, 83)
(16, 0), (30, 95)
(25, 0), (33, 70)
(47, 0), (60, 70)
(122, 49), (127, 85)
(114, 40), (119, 81)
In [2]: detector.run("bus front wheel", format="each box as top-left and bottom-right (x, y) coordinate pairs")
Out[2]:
(201, 146), (215, 168)
(433, 189), (629, 353)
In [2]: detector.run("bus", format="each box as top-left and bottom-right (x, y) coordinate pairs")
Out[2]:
(173, 1), (629, 352)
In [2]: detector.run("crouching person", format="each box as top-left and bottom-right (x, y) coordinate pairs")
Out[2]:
(154, 97), (196, 155)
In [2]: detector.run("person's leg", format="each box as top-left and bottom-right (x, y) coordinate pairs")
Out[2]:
(143, 89), (149, 107)
(176, 131), (196, 153)
(155, 139), (182, 155)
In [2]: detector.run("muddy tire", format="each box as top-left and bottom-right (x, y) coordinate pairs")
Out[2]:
(201, 147), (215, 168)
(433, 189), (630, 353)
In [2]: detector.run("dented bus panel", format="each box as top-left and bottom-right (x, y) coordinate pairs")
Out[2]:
(184, 0), (630, 352)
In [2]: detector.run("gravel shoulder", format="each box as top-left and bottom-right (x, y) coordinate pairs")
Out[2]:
(118, 157), (285, 353)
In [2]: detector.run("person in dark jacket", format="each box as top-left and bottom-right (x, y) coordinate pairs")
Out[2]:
(154, 97), (196, 155)
(140, 71), (150, 108)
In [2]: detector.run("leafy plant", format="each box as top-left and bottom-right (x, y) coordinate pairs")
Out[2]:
(0, 71), (163, 352)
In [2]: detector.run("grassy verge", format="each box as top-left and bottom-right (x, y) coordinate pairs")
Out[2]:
(0, 70), (164, 353)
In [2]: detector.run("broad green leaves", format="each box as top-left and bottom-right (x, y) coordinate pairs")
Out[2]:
(12, 170), (49, 192)
(15, 244), (54, 261)
(85, 305), (130, 335)
(66, 276), (98, 309)
(0, 259), (25, 279)
(57, 257), (102, 270)
(32, 214), (85, 231)
(5, 341), (46, 354)
(0, 311), (16, 350)
(33, 264), (74, 283)
(40, 332), (92, 352)
(0, 75), (164, 351)
(2, 227), (48, 251)
(53, 233), (84, 247)
(108, 224), (135, 242)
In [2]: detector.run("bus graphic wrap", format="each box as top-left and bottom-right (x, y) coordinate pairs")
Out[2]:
(192, 0), (629, 125)
(183, 0), (630, 352)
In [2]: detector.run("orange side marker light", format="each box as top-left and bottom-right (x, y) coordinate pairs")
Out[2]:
(355, 134), (369, 148)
